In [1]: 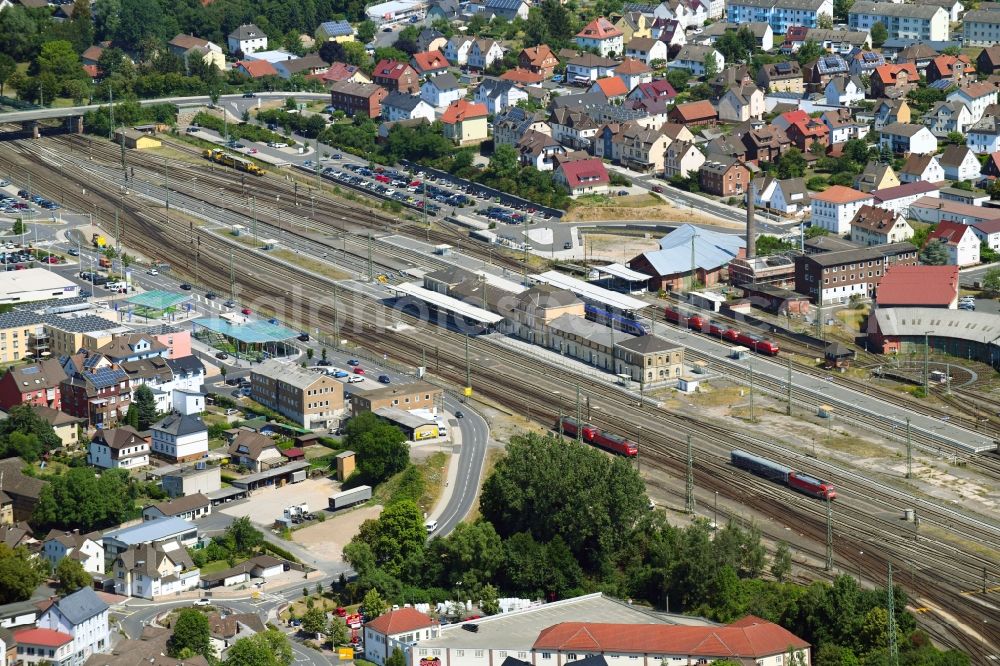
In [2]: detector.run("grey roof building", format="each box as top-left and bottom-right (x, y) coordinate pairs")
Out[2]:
(46, 586), (109, 625)
(152, 413), (206, 437)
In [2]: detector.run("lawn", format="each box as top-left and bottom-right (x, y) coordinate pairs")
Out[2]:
(200, 559), (235, 575)
(572, 193), (661, 208)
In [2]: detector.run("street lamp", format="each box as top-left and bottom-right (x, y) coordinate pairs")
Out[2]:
(858, 550), (864, 582)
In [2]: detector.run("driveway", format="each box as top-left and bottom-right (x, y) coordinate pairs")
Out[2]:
(219, 477), (339, 525)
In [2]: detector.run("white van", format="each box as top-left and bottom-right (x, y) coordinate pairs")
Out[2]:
(424, 519), (438, 533)
(106, 281), (127, 291)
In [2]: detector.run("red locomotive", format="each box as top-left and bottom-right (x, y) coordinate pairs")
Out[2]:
(722, 327), (741, 343)
(664, 307), (706, 331)
(736, 332), (780, 356)
(788, 471), (837, 500)
(558, 418), (638, 457)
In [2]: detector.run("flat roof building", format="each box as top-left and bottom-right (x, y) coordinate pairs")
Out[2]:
(0, 268), (78, 305)
(350, 381), (443, 415)
(102, 516), (198, 561)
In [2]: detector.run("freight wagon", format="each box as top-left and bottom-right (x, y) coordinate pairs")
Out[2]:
(730, 450), (836, 500)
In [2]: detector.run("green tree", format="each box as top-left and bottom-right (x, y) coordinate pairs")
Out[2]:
(224, 629), (293, 666)
(479, 583), (500, 615)
(771, 542), (792, 582)
(33, 467), (135, 532)
(488, 144), (519, 180)
(327, 617), (350, 646)
(353, 500), (426, 576)
(55, 557), (92, 593)
(386, 648), (406, 666)
(134, 383), (158, 430)
(981, 266), (1000, 294)
(301, 606), (327, 637)
(10, 219), (25, 236)
(703, 52), (719, 80)
(833, 0), (854, 18)
(226, 516), (264, 555)
(796, 39), (824, 65)
(0, 403), (62, 461)
(362, 587), (389, 619)
(0, 54), (16, 97)
(870, 21), (888, 47)
(114, 0), (166, 48)
(0, 6), (41, 62)
(357, 20), (377, 44)
(480, 432), (646, 570)
(168, 609), (213, 659)
(946, 131), (965, 146)
(93, 0), (121, 41)
(345, 411), (409, 483)
(777, 148), (807, 179)
(0, 544), (48, 603)
(67, 0), (94, 52)
(427, 520), (503, 592)
(920, 239), (949, 265)
(666, 67), (691, 91)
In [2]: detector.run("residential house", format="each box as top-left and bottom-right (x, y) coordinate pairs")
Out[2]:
(566, 54), (619, 83)
(59, 353), (130, 429)
(328, 81), (388, 118)
(916, 0), (964, 22)
(554, 158), (611, 196)
(655, 18), (687, 46)
(742, 125), (791, 163)
(947, 82), (998, 124)
(14, 628), (75, 666)
(786, 115), (830, 151)
(468, 38), (505, 70)
(880, 122), (938, 154)
(926, 54), (973, 85)
(550, 107), (601, 150)
(668, 44), (724, 77)
(753, 176), (811, 216)
(32, 405), (84, 448)
(698, 154), (750, 196)
(233, 59), (278, 79)
(614, 58), (653, 90)
(416, 28), (448, 53)
(895, 42), (939, 73)
(150, 413), (207, 463)
(484, 0), (530, 20)
(444, 36), (475, 66)
(757, 61), (803, 93)
(0, 457), (45, 522)
(872, 181), (940, 217)
(494, 107), (549, 147)
(967, 115), (1000, 154)
(315, 20), (354, 43)
(442, 99), (489, 145)
(898, 153), (945, 183)
(972, 219), (1000, 251)
(364, 609), (440, 666)
(0, 358), (66, 412)
(910, 196), (1000, 224)
(227, 431), (282, 472)
(984, 150), (1000, 178)
(795, 242), (918, 303)
(517, 130), (566, 170)
(168, 34), (225, 71)
(926, 220), (981, 266)
(659, 0), (709, 30)
(615, 122), (670, 171)
(420, 73), (465, 108)
(410, 51), (450, 77)
(664, 140), (706, 178)
(822, 108), (869, 144)
(848, 2), (949, 41)
(963, 7), (1000, 46)
(475, 78), (528, 115)
(725, 0), (833, 34)
(142, 494), (211, 522)
(870, 63), (918, 99)
(938, 144), (982, 181)
(667, 99), (718, 125)
(112, 542), (199, 599)
(802, 54), (850, 92)
(575, 17), (625, 57)
(824, 75), (865, 107)
(810, 185), (874, 234)
(718, 83), (764, 122)
(623, 37), (668, 65)
(249, 359), (344, 429)
(628, 79), (677, 103)
(88, 426), (149, 470)
(590, 76), (631, 103)
(849, 50), (885, 76)
(382, 92), (436, 123)
(874, 99), (910, 131)
(207, 612), (267, 657)
(228, 24), (267, 55)
(35, 587), (110, 665)
(699, 21), (774, 50)
(519, 45), (559, 78)
(976, 44), (1000, 74)
(372, 59), (420, 94)
(43, 529), (104, 574)
(80, 45), (104, 67)
(925, 100), (974, 136)
(615, 11), (652, 41)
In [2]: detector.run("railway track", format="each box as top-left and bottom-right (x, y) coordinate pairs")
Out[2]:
(8, 137), (1000, 658)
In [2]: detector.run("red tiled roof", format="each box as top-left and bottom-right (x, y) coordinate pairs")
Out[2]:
(411, 51), (450, 73)
(594, 76), (628, 97)
(558, 158), (610, 188)
(928, 220), (974, 246)
(282, 447), (304, 458)
(790, 118), (829, 138)
(931, 54), (971, 76)
(615, 57), (650, 75)
(576, 17), (623, 40)
(873, 63), (917, 85)
(82, 64), (100, 79)
(373, 59), (412, 81)
(365, 608), (436, 636)
(15, 628), (73, 647)
(521, 45), (556, 67)
(635, 80), (677, 100)
(501, 67), (544, 84)
(235, 60), (278, 78)
(441, 99), (487, 123)
(811, 185), (872, 204)
(877, 265), (958, 306)
(320, 62), (362, 82)
(534, 618), (809, 658)
(778, 109), (809, 125)
(671, 99), (716, 122)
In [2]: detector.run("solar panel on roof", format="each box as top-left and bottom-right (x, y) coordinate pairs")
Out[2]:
(775, 62), (791, 73)
(21, 367), (38, 375)
(825, 57), (840, 67)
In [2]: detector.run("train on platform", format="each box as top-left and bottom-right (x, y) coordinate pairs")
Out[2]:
(730, 449), (837, 500)
(585, 303), (650, 336)
(664, 306), (780, 356)
(202, 149), (266, 176)
(558, 417), (638, 457)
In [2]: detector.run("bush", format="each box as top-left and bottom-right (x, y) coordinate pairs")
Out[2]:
(191, 112), (295, 146)
(806, 176), (829, 191)
(262, 540), (300, 563)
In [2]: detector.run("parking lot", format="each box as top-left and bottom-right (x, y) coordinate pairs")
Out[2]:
(1, 181), (59, 216)
(219, 477), (339, 526)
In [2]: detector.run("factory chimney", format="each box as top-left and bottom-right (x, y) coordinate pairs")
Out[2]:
(746, 182), (757, 259)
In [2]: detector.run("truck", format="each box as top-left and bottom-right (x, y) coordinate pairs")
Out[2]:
(329, 485), (372, 511)
(98, 256), (111, 268)
(92, 233), (106, 248)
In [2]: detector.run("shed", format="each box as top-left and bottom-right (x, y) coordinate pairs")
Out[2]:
(114, 128), (161, 150)
(281, 447), (305, 461)
(824, 341), (856, 369)
(335, 450), (356, 481)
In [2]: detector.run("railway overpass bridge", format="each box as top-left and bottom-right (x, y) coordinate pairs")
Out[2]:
(0, 92), (330, 138)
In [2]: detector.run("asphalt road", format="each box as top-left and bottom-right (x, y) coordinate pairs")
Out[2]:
(433, 394), (490, 536)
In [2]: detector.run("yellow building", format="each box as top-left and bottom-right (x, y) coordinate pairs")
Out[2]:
(442, 99), (488, 145)
(615, 12), (651, 42)
(115, 128), (162, 150)
(316, 20), (356, 43)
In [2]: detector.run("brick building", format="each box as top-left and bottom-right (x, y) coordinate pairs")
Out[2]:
(794, 242), (918, 304)
(350, 381), (443, 416)
(372, 59), (421, 94)
(698, 155), (750, 196)
(329, 81), (388, 118)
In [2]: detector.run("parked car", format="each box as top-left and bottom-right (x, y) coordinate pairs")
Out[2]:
(333, 370), (349, 378)
(205, 291), (217, 299)
(297, 333), (310, 341)
(243, 92), (256, 98)
(241, 307), (251, 315)
(179, 283), (192, 290)
(215, 352), (229, 360)
(378, 374), (391, 384)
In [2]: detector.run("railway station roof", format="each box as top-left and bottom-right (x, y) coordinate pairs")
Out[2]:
(595, 263), (650, 283)
(193, 317), (299, 344)
(125, 290), (191, 310)
(532, 270), (648, 312)
(390, 282), (504, 324)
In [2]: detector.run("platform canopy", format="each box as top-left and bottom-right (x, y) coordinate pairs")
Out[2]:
(596, 263), (650, 283)
(193, 317), (298, 344)
(125, 290), (191, 311)
(391, 282), (504, 324)
(533, 270), (648, 312)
